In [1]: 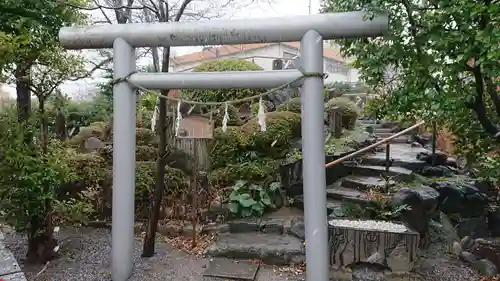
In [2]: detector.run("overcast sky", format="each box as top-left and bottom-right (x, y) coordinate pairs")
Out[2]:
(3, 0), (322, 98)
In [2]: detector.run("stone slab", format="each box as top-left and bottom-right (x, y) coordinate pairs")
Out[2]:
(326, 187), (373, 205)
(351, 165), (414, 181)
(0, 246), (22, 277)
(328, 219), (420, 273)
(0, 235), (26, 281)
(203, 258), (259, 280)
(293, 195), (342, 215)
(342, 175), (395, 191)
(1, 272), (27, 281)
(204, 233), (305, 265)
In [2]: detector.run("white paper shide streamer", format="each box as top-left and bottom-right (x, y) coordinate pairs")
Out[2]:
(258, 97), (266, 132)
(175, 101), (182, 136)
(222, 102), (229, 132)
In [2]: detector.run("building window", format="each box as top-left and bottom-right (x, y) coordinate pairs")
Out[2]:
(325, 63), (339, 73)
(283, 51), (296, 59)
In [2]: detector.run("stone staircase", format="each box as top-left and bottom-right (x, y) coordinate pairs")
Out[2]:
(205, 119), (429, 279)
(294, 119), (425, 217)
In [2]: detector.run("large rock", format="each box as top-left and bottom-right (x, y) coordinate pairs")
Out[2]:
(420, 165), (454, 177)
(472, 238), (500, 274)
(488, 209), (500, 237)
(430, 181), (488, 218)
(416, 150), (448, 166)
(472, 259), (498, 277)
(456, 217), (489, 238)
(461, 185), (488, 217)
(413, 133), (432, 147)
(430, 181), (464, 214)
(391, 188), (434, 238)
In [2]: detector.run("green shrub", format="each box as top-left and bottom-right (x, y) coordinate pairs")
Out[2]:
(181, 60), (265, 103)
(137, 110), (153, 129)
(241, 111), (301, 157)
(210, 158), (279, 187)
(135, 161), (189, 201)
(364, 96), (388, 120)
(136, 127), (156, 145)
(210, 103), (242, 127)
(276, 97), (301, 114)
(210, 126), (245, 168)
(228, 180), (283, 217)
(251, 100), (272, 115)
(0, 112), (89, 246)
(136, 145), (157, 161)
(325, 97), (360, 130)
(68, 152), (110, 187)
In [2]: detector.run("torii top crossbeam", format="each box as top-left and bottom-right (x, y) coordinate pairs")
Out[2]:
(59, 12), (388, 49)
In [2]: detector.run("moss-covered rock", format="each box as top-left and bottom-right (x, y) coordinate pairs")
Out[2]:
(210, 126), (245, 169)
(325, 97), (360, 130)
(276, 97), (301, 114)
(241, 111), (301, 157)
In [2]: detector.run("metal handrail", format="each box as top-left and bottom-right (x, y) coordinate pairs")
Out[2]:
(325, 121), (426, 168)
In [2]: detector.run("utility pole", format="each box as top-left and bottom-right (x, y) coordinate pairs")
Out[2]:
(308, 0), (311, 14)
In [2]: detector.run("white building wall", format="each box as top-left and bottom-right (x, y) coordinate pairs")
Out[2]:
(170, 44), (359, 83)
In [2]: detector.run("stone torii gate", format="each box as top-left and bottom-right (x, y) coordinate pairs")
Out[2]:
(59, 12), (388, 281)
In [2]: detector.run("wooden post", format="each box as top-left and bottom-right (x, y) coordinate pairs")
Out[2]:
(328, 107), (343, 138)
(326, 107), (343, 138)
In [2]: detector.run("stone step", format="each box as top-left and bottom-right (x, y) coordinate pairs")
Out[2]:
(326, 186), (373, 205)
(348, 165), (414, 181)
(204, 233), (305, 265)
(293, 195), (342, 215)
(374, 131), (412, 139)
(381, 135), (412, 143)
(341, 175), (395, 191)
(227, 218), (288, 234)
(372, 127), (396, 134)
(359, 144), (428, 172)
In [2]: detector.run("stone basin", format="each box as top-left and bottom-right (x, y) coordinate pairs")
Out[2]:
(328, 219), (420, 273)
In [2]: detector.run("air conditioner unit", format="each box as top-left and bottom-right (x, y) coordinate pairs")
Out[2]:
(272, 59), (283, 70)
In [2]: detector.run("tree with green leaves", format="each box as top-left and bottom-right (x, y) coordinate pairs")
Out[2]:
(0, 0), (90, 119)
(0, 0), (94, 263)
(322, 0), (499, 162)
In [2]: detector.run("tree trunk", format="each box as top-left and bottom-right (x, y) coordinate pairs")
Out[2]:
(56, 108), (67, 141)
(15, 65), (31, 121)
(142, 0), (193, 257)
(26, 215), (57, 264)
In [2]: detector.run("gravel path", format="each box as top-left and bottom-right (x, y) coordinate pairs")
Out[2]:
(3, 227), (303, 281)
(413, 236), (481, 281)
(3, 226), (481, 281)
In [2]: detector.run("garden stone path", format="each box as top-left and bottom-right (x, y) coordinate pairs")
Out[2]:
(3, 227), (303, 281)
